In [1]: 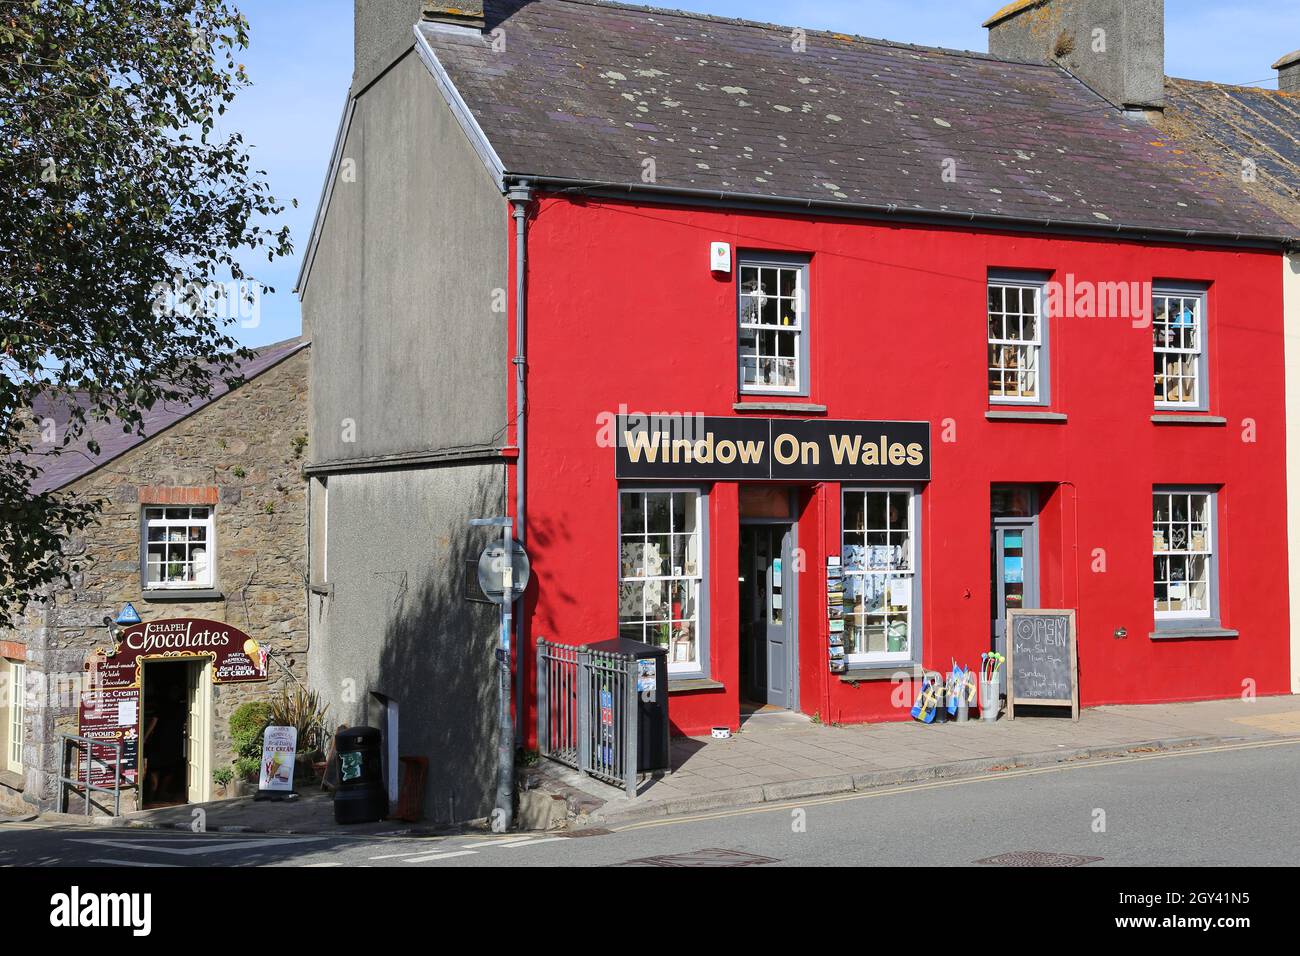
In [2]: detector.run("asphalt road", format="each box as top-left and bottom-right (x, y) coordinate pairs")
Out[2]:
(2, 737), (1296, 868)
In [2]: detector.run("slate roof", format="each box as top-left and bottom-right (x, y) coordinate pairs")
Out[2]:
(21, 338), (307, 495)
(1162, 78), (1300, 229)
(418, 0), (1294, 242)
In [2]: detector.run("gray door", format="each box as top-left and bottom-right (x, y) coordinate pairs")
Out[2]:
(992, 519), (1039, 659)
(741, 524), (794, 708)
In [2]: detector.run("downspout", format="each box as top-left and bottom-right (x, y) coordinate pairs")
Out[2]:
(508, 181), (533, 747)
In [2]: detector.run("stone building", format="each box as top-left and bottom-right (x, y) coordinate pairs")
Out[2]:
(0, 339), (309, 814)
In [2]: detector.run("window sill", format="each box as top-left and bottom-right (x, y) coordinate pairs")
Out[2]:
(668, 677), (725, 693)
(838, 663), (923, 683)
(733, 401), (827, 414)
(1151, 414), (1226, 426)
(985, 410), (1068, 423)
(0, 769), (24, 793)
(142, 588), (224, 602)
(1150, 626), (1239, 640)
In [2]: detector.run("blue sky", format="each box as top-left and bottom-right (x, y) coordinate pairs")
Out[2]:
(229, 0), (1300, 347)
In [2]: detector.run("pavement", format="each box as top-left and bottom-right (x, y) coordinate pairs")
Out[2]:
(4, 734), (1298, 867)
(535, 695), (1300, 827)
(29, 695), (1300, 836)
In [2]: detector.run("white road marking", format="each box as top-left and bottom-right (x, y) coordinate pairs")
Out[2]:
(368, 851), (436, 860)
(502, 837), (567, 849)
(88, 858), (178, 867)
(403, 850), (478, 862)
(463, 838), (535, 849)
(71, 836), (326, 856)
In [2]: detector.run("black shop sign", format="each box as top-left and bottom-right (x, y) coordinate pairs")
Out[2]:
(615, 415), (931, 481)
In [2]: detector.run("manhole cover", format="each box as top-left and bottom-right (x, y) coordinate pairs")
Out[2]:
(616, 848), (778, 867)
(974, 851), (1103, 867)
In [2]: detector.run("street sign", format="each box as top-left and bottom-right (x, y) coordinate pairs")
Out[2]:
(476, 539), (530, 605)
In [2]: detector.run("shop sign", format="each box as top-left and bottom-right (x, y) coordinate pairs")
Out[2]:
(258, 725), (298, 793)
(615, 416), (931, 481)
(77, 618), (271, 789)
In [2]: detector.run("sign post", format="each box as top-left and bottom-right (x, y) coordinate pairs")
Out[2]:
(1005, 609), (1079, 720)
(470, 518), (531, 831)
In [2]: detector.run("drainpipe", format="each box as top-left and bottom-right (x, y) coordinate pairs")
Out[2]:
(508, 181), (533, 748)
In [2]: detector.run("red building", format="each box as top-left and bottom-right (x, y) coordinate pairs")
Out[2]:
(302, 0), (1296, 773)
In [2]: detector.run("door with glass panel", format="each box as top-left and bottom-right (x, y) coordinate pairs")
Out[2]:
(739, 523), (794, 708)
(992, 521), (1039, 660)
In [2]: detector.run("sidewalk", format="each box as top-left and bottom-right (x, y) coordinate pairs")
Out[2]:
(535, 696), (1300, 828)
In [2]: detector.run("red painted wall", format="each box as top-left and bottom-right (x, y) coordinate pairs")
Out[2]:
(508, 195), (1290, 738)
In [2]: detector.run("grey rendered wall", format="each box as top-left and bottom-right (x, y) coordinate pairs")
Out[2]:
(310, 463), (504, 824)
(302, 48), (508, 467)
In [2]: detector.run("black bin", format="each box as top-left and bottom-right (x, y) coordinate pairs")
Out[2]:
(333, 726), (388, 824)
(587, 638), (670, 774)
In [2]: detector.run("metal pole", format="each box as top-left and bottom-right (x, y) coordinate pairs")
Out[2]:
(494, 520), (515, 827)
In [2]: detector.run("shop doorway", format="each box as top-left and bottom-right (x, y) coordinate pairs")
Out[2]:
(991, 486), (1041, 660)
(141, 659), (210, 808)
(739, 522), (797, 710)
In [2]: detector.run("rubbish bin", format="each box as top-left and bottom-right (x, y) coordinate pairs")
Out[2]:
(332, 726), (387, 824)
(585, 638), (670, 775)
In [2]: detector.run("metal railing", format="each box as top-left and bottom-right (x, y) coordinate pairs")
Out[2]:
(59, 733), (126, 817)
(537, 639), (640, 797)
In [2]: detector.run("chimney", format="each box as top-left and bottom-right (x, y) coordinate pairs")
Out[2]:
(353, 1), (485, 83)
(1274, 50), (1300, 94)
(984, 0), (1165, 113)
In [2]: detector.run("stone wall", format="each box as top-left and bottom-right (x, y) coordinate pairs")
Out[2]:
(0, 348), (309, 812)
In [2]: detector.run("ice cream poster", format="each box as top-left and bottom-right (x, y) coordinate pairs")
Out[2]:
(258, 725), (298, 793)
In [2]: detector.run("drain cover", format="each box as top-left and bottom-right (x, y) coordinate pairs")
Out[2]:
(617, 848), (778, 867)
(974, 851), (1103, 867)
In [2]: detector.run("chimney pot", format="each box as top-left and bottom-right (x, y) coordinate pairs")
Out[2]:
(1273, 50), (1300, 94)
(423, 1), (485, 28)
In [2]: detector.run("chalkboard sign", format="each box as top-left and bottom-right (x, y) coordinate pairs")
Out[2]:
(1006, 609), (1078, 720)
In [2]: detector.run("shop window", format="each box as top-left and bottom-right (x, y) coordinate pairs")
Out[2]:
(142, 506), (214, 589)
(1153, 489), (1218, 624)
(738, 254), (809, 395)
(618, 490), (708, 675)
(842, 488), (920, 665)
(988, 274), (1048, 404)
(3, 660), (24, 774)
(1153, 286), (1208, 410)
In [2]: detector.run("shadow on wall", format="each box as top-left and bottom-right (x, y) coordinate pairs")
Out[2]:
(370, 476), (502, 826)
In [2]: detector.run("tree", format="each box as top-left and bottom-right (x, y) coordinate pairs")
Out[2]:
(0, 0), (292, 626)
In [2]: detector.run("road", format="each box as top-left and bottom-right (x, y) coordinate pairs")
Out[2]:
(2, 737), (1296, 868)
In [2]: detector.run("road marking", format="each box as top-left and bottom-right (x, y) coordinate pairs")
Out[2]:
(368, 851), (436, 860)
(71, 836), (327, 856)
(88, 858), (179, 867)
(403, 850), (478, 862)
(502, 837), (567, 848)
(612, 736), (1300, 833)
(463, 838), (536, 849)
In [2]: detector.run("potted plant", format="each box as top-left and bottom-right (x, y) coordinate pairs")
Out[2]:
(268, 686), (330, 782)
(228, 700), (272, 795)
(212, 767), (234, 798)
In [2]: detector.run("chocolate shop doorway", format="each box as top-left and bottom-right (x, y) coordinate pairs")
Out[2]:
(140, 659), (210, 808)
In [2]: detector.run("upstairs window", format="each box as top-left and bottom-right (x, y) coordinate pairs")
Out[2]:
(738, 255), (809, 396)
(143, 507), (214, 589)
(1153, 286), (1208, 410)
(988, 275), (1049, 405)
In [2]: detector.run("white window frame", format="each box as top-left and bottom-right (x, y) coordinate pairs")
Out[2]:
(142, 506), (215, 590)
(617, 488), (710, 677)
(1153, 488), (1217, 625)
(738, 254), (810, 396)
(1153, 285), (1209, 411)
(987, 274), (1050, 405)
(5, 660), (24, 774)
(840, 487), (922, 666)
